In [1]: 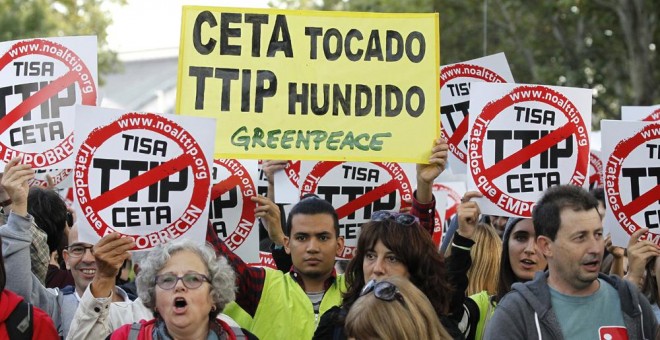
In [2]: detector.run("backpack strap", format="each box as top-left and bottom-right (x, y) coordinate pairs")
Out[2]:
(128, 322), (142, 340)
(6, 299), (33, 340)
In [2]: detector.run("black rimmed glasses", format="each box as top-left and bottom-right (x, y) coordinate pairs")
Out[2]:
(65, 244), (94, 258)
(360, 279), (405, 305)
(155, 273), (211, 290)
(370, 210), (419, 226)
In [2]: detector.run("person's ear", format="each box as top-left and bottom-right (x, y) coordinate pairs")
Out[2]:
(62, 250), (71, 270)
(537, 236), (553, 258)
(283, 236), (291, 255)
(335, 236), (345, 257)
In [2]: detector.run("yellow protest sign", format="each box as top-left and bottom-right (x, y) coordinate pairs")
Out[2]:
(177, 6), (440, 163)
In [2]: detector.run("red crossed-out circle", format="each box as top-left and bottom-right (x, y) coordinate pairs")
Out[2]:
(440, 64), (507, 162)
(0, 39), (96, 167)
(75, 112), (210, 249)
(605, 122), (660, 242)
(300, 161), (413, 258)
(470, 85), (590, 217)
(210, 159), (257, 250)
(643, 108), (660, 122)
(431, 183), (462, 246)
(589, 151), (604, 188)
(285, 160), (301, 188)
(258, 251), (277, 269)
(433, 183), (462, 219)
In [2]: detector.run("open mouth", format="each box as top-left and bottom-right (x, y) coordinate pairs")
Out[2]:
(583, 260), (600, 270)
(520, 259), (536, 269)
(174, 297), (188, 311)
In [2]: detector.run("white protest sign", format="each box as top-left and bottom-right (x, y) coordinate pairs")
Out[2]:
(273, 160), (302, 203)
(28, 168), (73, 189)
(433, 181), (466, 221)
(0, 36), (97, 169)
(622, 105), (660, 122)
(432, 181), (466, 247)
(258, 252), (277, 269)
(467, 83), (591, 217)
(602, 120), (660, 246)
(298, 161), (416, 259)
(589, 150), (604, 190)
(209, 159), (260, 264)
(73, 106), (214, 249)
(440, 53), (514, 174)
(62, 187), (74, 207)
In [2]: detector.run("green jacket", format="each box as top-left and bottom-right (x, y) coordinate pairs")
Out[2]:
(227, 269), (346, 340)
(469, 290), (497, 340)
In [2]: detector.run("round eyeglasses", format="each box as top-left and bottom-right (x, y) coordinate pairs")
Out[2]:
(155, 273), (211, 290)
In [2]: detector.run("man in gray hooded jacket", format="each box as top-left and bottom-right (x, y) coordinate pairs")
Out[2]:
(485, 185), (658, 340)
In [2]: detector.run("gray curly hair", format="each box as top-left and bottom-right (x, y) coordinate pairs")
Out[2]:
(136, 239), (236, 319)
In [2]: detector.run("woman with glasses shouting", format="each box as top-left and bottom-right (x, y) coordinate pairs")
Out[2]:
(345, 276), (452, 340)
(109, 239), (256, 340)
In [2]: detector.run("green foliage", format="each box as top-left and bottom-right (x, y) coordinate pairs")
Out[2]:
(269, 0), (660, 126)
(0, 0), (125, 85)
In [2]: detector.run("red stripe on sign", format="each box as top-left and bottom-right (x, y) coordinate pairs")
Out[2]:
(621, 186), (660, 217)
(482, 123), (575, 180)
(446, 205), (457, 219)
(211, 175), (242, 201)
(336, 179), (399, 220)
(0, 70), (78, 135)
(589, 173), (600, 184)
(88, 153), (193, 212)
(448, 117), (469, 151)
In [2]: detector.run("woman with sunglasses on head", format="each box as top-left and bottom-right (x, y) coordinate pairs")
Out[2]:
(313, 138), (472, 340)
(109, 239), (256, 340)
(345, 276), (452, 340)
(315, 203), (474, 339)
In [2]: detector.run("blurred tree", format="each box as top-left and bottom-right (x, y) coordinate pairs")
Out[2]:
(269, 0), (659, 126)
(0, 0), (125, 85)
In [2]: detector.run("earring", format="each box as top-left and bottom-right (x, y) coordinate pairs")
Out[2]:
(211, 306), (216, 312)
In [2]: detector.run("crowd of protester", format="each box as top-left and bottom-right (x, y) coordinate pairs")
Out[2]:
(1, 136), (660, 340)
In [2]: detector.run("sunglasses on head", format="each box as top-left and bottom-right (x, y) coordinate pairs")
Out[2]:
(360, 279), (405, 305)
(370, 210), (419, 226)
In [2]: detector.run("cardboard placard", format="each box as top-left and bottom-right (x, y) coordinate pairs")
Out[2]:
(73, 106), (214, 249)
(0, 36), (97, 169)
(176, 6), (439, 163)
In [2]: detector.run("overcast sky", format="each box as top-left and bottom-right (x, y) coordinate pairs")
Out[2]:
(105, 0), (270, 56)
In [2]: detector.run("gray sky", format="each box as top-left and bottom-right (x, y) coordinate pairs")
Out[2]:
(105, 0), (270, 56)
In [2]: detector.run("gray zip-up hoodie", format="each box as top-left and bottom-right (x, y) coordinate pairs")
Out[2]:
(484, 271), (658, 340)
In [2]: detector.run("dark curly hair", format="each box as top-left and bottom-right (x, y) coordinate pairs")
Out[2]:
(342, 218), (452, 317)
(28, 186), (67, 253)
